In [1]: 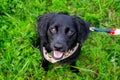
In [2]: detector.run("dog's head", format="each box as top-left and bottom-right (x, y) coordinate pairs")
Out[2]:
(37, 13), (90, 63)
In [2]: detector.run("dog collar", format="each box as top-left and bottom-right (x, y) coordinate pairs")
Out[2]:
(43, 43), (79, 63)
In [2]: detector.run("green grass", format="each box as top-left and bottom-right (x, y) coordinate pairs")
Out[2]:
(0, 0), (120, 80)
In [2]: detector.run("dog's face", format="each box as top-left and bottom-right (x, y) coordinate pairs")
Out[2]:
(37, 13), (90, 62)
(47, 15), (77, 59)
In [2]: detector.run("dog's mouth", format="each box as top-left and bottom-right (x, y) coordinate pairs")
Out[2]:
(43, 43), (79, 63)
(53, 51), (64, 59)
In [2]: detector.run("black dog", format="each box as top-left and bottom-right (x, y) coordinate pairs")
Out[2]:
(36, 12), (90, 73)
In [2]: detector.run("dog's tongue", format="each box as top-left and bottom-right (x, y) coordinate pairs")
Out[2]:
(53, 51), (63, 59)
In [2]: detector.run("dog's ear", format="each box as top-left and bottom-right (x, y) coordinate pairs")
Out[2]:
(37, 13), (56, 37)
(73, 16), (90, 44)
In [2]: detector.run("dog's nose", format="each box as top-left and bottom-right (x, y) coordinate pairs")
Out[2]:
(54, 43), (63, 51)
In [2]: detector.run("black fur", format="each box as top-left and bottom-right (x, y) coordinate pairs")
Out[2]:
(36, 12), (90, 73)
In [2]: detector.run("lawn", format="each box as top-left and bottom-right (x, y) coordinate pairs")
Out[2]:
(0, 0), (120, 80)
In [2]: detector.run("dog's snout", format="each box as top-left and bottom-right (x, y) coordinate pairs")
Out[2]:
(54, 43), (63, 51)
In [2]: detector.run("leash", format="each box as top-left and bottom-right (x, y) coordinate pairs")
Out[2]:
(90, 27), (120, 35)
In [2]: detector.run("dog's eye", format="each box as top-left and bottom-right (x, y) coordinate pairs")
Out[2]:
(68, 30), (74, 36)
(65, 28), (74, 36)
(50, 28), (57, 34)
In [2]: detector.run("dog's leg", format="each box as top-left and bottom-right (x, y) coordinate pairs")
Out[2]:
(70, 62), (79, 73)
(41, 58), (50, 71)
